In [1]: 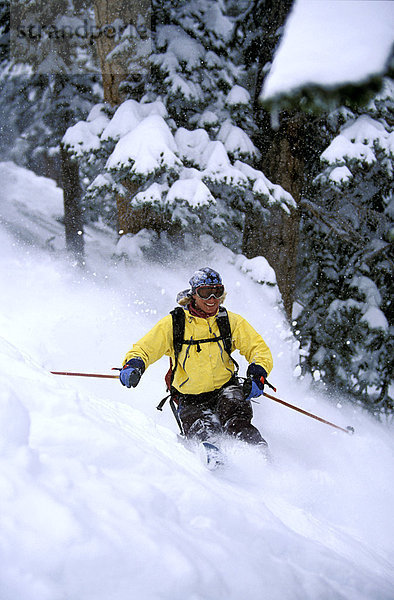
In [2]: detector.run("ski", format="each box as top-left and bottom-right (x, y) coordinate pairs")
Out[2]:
(177, 435), (225, 470)
(199, 441), (225, 471)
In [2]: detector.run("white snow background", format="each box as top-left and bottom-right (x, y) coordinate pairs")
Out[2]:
(0, 161), (393, 600)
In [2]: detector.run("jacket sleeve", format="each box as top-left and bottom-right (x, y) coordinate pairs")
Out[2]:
(123, 314), (173, 370)
(230, 313), (273, 375)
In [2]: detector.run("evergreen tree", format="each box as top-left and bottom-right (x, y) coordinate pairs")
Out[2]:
(0, 0), (103, 258)
(63, 0), (294, 249)
(0, 0), (102, 180)
(295, 79), (394, 416)
(228, 0), (324, 319)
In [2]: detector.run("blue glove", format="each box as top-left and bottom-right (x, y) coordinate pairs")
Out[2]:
(245, 380), (264, 401)
(120, 358), (145, 388)
(245, 363), (268, 401)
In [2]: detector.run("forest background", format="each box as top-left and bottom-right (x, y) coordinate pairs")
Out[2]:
(0, 0), (393, 417)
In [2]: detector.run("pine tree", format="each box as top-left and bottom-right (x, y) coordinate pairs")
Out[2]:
(228, 0), (324, 320)
(295, 79), (394, 416)
(0, 0), (102, 180)
(0, 0), (103, 258)
(62, 0), (294, 249)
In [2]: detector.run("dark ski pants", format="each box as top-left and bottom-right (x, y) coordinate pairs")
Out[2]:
(177, 380), (267, 446)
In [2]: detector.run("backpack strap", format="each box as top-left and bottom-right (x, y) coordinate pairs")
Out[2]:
(216, 306), (232, 357)
(216, 306), (239, 374)
(170, 307), (187, 385)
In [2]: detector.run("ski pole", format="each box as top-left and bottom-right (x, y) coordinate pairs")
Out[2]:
(262, 390), (354, 435)
(51, 371), (354, 435)
(50, 370), (120, 379)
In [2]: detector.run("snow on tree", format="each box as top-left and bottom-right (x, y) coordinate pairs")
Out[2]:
(252, 0), (393, 414)
(227, 0), (314, 320)
(1, 0), (102, 179)
(139, 0), (259, 164)
(61, 0), (295, 249)
(62, 96), (295, 248)
(0, 0), (105, 258)
(261, 0), (394, 111)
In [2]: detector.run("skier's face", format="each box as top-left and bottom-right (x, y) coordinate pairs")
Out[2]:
(193, 291), (221, 316)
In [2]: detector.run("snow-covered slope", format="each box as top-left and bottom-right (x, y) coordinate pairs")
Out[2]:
(0, 162), (393, 600)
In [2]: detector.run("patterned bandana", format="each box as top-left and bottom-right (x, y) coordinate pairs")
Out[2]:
(188, 267), (222, 293)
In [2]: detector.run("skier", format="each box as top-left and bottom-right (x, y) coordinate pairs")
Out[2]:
(120, 267), (273, 450)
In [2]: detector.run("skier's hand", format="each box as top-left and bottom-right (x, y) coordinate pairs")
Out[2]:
(245, 380), (264, 401)
(244, 363), (267, 400)
(120, 358), (145, 388)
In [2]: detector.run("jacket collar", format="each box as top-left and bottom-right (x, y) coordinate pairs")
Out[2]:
(188, 301), (218, 320)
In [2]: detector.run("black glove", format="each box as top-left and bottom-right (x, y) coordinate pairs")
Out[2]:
(246, 363), (267, 393)
(120, 358), (145, 388)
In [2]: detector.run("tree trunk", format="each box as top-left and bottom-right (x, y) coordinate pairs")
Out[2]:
(238, 0), (304, 321)
(60, 144), (84, 261)
(93, 0), (153, 234)
(116, 179), (174, 236)
(93, 0), (151, 106)
(243, 113), (307, 320)
(243, 207), (300, 321)
(93, 0), (127, 106)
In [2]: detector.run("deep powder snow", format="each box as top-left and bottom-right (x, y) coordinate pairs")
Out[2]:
(0, 162), (393, 600)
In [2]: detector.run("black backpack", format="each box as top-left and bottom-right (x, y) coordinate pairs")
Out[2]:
(170, 306), (237, 383)
(158, 306), (238, 414)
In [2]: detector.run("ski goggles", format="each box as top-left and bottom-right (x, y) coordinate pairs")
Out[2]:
(195, 285), (225, 299)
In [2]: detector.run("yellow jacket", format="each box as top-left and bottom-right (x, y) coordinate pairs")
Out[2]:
(124, 308), (273, 395)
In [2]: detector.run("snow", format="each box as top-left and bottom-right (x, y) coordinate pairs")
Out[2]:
(225, 85), (251, 106)
(169, 73), (204, 100)
(63, 101), (295, 215)
(351, 276), (382, 308)
(202, 142), (246, 188)
(328, 273), (389, 333)
(167, 179), (215, 207)
(322, 134), (376, 166)
(217, 120), (259, 158)
(350, 275), (389, 332)
(101, 100), (143, 141)
(101, 100), (168, 142)
(175, 125), (259, 172)
(153, 25), (207, 100)
(234, 161), (296, 212)
(62, 102), (109, 158)
(361, 306), (389, 331)
(62, 121), (102, 158)
(1, 161), (394, 600)
(175, 127), (211, 166)
(261, 0), (394, 102)
(156, 25), (205, 71)
(115, 230), (159, 260)
(329, 165), (352, 184)
(343, 115), (389, 146)
(106, 115), (181, 174)
(201, 2), (233, 42)
(85, 105), (110, 136)
(0, 162), (64, 249)
(197, 111), (220, 127)
(133, 182), (167, 206)
(235, 255), (278, 289)
(322, 115), (394, 166)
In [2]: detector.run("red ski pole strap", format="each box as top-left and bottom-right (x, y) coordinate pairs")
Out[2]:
(261, 376), (276, 393)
